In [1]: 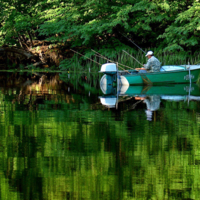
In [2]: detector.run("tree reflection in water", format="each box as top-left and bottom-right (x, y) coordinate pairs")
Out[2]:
(0, 74), (200, 200)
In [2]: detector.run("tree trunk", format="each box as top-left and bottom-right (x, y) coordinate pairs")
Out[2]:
(17, 33), (24, 49)
(28, 31), (34, 47)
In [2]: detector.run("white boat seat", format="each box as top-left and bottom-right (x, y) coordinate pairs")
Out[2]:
(160, 65), (186, 71)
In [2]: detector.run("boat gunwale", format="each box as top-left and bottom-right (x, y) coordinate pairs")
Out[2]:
(123, 68), (200, 77)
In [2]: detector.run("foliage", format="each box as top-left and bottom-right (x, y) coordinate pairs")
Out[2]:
(1, 0), (200, 53)
(0, 0), (48, 46)
(59, 48), (200, 72)
(159, 2), (200, 52)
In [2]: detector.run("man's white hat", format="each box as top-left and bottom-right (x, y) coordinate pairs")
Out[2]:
(145, 51), (153, 57)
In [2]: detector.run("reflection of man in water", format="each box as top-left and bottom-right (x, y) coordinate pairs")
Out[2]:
(144, 95), (160, 121)
(135, 95), (161, 121)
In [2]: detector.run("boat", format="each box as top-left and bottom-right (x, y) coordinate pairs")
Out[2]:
(99, 83), (200, 109)
(99, 63), (200, 86)
(119, 83), (200, 97)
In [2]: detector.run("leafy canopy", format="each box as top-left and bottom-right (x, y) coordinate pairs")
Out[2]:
(0, 0), (199, 53)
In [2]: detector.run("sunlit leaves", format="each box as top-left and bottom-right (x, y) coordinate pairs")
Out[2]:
(0, 0), (200, 52)
(160, 2), (200, 51)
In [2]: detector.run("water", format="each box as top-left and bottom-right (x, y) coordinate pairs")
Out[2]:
(0, 72), (200, 200)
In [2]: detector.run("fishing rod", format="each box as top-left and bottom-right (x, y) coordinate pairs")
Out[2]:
(92, 49), (134, 70)
(71, 49), (131, 74)
(91, 49), (131, 74)
(70, 49), (102, 66)
(122, 50), (144, 67)
(120, 32), (146, 54)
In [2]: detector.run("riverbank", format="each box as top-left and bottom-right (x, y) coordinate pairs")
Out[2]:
(1, 42), (200, 73)
(0, 41), (75, 70)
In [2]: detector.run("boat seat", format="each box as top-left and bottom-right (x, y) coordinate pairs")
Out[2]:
(160, 66), (186, 72)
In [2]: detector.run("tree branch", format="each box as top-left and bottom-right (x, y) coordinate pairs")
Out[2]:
(0, 47), (34, 59)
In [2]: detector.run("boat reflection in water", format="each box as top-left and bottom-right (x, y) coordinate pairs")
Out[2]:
(99, 83), (200, 120)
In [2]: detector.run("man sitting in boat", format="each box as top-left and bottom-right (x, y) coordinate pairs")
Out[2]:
(136, 51), (161, 73)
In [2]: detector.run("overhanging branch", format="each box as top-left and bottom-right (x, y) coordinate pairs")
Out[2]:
(0, 47), (34, 59)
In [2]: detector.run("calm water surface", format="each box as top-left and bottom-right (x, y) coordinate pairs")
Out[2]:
(1, 72), (200, 200)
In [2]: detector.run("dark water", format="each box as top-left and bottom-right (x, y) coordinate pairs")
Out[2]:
(1, 72), (200, 200)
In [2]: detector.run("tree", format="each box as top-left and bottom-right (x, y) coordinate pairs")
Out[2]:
(159, 1), (200, 52)
(0, 0), (198, 53)
(0, 0), (48, 48)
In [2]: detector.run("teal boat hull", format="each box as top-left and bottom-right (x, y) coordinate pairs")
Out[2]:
(120, 84), (200, 97)
(120, 68), (200, 85)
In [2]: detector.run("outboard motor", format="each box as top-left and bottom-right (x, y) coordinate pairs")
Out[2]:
(99, 63), (118, 89)
(100, 82), (116, 95)
(99, 95), (117, 108)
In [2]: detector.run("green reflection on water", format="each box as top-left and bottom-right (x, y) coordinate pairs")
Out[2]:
(0, 73), (200, 200)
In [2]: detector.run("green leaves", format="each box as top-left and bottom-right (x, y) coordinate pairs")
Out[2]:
(0, 0), (48, 46)
(159, 2), (200, 52)
(0, 0), (200, 53)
